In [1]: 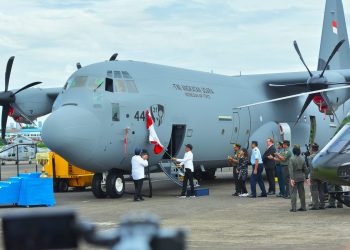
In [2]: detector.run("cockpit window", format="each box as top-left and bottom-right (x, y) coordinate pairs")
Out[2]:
(66, 76), (88, 88)
(115, 80), (127, 92)
(114, 71), (122, 78)
(125, 80), (138, 93)
(121, 71), (132, 79)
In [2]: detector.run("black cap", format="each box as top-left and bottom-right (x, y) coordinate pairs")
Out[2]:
(141, 149), (149, 155)
(251, 141), (258, 146)
(134, 147), (141, 155)
(312, 143), (319, 150)
(283, 140), (290, 146)
(234, 143), (241, 148)
(185, 144), (193, 150)
(277, 141), (283, 146)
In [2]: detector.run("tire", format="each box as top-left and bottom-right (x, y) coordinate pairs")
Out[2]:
(201, 168), (216, 180)
(106, 172), (125, 198)
(58, 179), (69, 192)
(92, 173), (107, 198)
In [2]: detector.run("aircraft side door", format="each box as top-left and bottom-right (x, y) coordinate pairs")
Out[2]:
(230, 108), (251, 147)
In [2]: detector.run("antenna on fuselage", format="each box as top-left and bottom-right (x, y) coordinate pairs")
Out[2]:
(109, 53), (118, 61)
(76, 62), (82, 69)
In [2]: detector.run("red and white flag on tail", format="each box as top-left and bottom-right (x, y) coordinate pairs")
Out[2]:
(332, 20), (338, 34)
(146, 110), (164, 154)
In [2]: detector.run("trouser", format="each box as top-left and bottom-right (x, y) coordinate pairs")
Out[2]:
(265, 167), (275, 193)
(275, 164), (285, 196)
(311, 179), (325, 208)
(328, 184), (343, 207)
(283, 166), (290, 197)
(133, 179), (144, 200)
(181, 169), (195, 196)
(250, 164), (266, 197)
(233, 166), (239, 193)
(291, 181), (306, 210)
(237, 178), (247, 194)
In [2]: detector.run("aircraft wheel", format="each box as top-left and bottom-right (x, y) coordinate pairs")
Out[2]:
(92, 173), (107, 198)
(106, 172), (125, 198)
(201, 168), (216, 180)
(57, 179), (69, 192)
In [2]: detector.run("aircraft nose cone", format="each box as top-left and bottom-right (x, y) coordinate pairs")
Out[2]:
(42, 105), (101, 167)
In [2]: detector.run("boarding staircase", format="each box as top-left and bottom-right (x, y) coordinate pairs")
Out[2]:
(158, 160), (199, 187)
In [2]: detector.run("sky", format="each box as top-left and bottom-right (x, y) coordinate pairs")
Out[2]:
(1, 0), (350, 124)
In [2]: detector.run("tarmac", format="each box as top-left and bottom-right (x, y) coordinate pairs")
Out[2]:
(0, 163), (349, 250)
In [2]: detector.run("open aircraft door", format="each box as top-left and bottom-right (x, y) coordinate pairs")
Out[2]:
(230, 108), (251, 146)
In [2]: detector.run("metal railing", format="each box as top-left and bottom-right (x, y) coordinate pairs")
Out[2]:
(0, 143), (38, 180)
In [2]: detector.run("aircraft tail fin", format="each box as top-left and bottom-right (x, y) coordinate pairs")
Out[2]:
(318, 0), (350, 70)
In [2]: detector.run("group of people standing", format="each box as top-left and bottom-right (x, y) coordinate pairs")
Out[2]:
(229, 139), (344, 212)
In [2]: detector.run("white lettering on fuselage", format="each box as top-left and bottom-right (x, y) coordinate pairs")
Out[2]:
(172, 84), (214, 99)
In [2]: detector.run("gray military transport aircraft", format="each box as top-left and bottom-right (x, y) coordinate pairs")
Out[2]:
(1, 0), (350, 199)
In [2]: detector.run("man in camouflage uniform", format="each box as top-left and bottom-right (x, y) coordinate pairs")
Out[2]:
(275, 140), (292, 198)
(289, 145), (309, 212)
(228, 144), (241, 196)
(308, 143), (326, 210)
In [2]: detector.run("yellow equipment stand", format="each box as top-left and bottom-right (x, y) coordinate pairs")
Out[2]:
(36, 152), (94, 192)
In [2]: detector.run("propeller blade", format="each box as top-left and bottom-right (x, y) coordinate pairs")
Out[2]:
(5, 56), (15, 92)
(320, 39), (346, 77)
(109, 53), (118, 61)
(293, 41), (313, 77)
(294, 94), (316, 126)
(238, 85), (350, 109)
(269, 83), (309, 87)
(1, 105), (10, 139)
(12, 81), (41, 96)
(76, 62), (82, 69)
(321, 93), (340, 124)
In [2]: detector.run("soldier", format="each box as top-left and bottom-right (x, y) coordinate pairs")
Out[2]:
(274, 140), (292, 198)
(227, 144), (241, 196)
(289, 145), (309, 212)
(327, 184), (343, 208)
(308, 143), (325, 210)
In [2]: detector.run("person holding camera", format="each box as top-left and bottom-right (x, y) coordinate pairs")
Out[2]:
(131, 148), (149, 202)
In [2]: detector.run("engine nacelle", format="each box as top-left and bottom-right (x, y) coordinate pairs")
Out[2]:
(9, 88), (57, 124)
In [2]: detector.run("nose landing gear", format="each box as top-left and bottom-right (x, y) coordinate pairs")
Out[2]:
(92, 171), (125, 199)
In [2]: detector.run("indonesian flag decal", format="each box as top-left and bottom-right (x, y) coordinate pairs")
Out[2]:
(146, 110), (164, 154)
(332, 20), (338, 34)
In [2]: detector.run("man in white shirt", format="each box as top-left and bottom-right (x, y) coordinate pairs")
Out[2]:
(131, 148), (149, 201)
(172, 144), (195, 198)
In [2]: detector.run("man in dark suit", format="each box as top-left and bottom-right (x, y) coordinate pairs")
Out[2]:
(263, 137), (276, 195)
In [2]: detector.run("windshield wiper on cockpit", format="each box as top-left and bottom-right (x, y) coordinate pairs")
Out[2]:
(94, 82), (104, 92)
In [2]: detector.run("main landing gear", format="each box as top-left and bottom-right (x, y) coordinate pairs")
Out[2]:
(331, 191), (350, 207)
(92, 171), (125, 199)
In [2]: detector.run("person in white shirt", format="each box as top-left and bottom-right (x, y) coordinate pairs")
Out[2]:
(172, 144), (195, 198)
(131, 148), (149, 201)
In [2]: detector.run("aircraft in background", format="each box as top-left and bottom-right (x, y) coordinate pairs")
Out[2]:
(1, 0), (350, 199)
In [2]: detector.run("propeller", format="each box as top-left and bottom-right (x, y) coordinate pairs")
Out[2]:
(109, 53), (118, 61)
(0, 56), (42, 139)
(292, 39), (346, 125)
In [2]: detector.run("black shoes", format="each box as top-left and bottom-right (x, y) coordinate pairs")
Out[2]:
(310, 207), (319, 210)
(134, 198), (140, 202)
(232, 193), (239, 197)
(248, 195), (256, 198)
(267, 192), (275, 195)
(290, 209), (296, 212)
(326, 205), (336, 208)
(297, 208), (307, 212)
(258, 194), (267, 197)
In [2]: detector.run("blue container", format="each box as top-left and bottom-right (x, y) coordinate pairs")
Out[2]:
(187, 188), (209, 196)
(17, 173), (55, 207)
(194, 188), (209, 196)
(0, 179), (22, 205)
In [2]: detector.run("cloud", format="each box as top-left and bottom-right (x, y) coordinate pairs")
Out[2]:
(0, 0), (349, 89)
